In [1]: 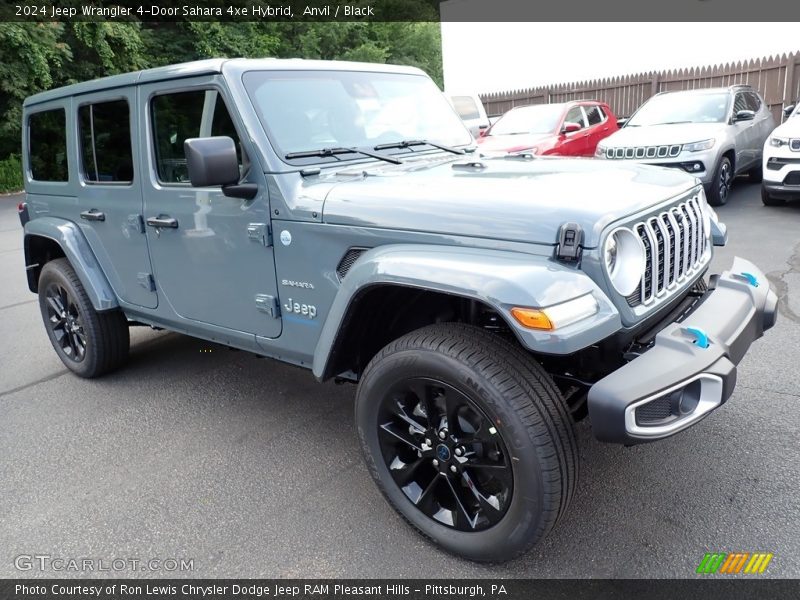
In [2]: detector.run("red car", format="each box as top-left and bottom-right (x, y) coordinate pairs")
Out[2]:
(476, 100), (618, 157)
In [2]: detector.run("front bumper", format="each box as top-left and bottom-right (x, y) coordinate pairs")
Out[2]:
(588, 257), (778, 444)
(763, 181), (800, 200)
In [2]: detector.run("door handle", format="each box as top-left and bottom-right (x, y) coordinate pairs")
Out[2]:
(145, 216), (178, 229)
(80, 209), (105, 222)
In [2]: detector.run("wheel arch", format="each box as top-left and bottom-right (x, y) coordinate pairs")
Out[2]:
(312, 244), (621, 381)
(24, 217), (119, 311)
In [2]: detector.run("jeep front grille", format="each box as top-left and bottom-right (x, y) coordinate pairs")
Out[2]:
(607, 144), (682, 160)
(629, 195), (708, 307)
(336, 248), (368, 280)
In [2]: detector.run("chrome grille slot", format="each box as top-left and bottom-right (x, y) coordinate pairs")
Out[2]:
(607, 144), (683, 160)
(629, 194), (708, 307)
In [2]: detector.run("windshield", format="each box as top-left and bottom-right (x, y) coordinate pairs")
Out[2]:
(627, 92), (730, 126)
(243, 70), (472, 164)
(488, 104), (564, 135)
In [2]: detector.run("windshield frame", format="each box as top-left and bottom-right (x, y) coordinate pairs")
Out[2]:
(625, 91), (732, 128)
(241, 69), (474, 167)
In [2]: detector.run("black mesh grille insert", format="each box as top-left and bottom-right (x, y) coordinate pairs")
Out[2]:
(635, 395), (673, 425)
(336, 248), (367, 280)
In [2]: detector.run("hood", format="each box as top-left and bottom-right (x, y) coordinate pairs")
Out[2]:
(772, 116), (800, 138)
(319, 155), (698, 248)
(476, 133), (554, 154)
(602, 122), (726, 148)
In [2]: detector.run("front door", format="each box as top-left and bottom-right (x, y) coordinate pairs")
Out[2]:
(73, 91), (157, 309)
(138, 77), (281, 338)
(559, 106), (590, 156)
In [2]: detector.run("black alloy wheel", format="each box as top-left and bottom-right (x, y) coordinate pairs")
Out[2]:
(44, 282), (87, 363)
(376, 377), (513, 531)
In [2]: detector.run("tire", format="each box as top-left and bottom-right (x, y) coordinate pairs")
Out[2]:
(38, 258), (130, 378)
(761, 185), (785, 207)
(355, 323), (578, 562)
(707, 156), (733, 206)
(748, 162), (763, 183)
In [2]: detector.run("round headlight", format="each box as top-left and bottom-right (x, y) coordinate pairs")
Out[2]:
(604, 227), (646, 297)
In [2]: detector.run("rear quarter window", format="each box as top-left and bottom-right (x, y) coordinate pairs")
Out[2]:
(28, 108), (68, 182)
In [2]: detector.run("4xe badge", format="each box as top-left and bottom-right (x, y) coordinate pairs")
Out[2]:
(284, 298), (317, 319)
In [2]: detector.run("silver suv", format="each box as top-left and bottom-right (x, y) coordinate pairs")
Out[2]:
(596, 85), (775, 206)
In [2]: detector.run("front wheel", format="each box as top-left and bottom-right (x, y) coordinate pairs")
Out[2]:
(355, 323), (579, 562)
(38, 258), (130, 378)
(707, 156), (733, 206)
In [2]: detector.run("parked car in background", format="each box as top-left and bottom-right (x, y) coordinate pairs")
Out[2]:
(761, 100), (800, 205)
(476, 100), (618, 157)
(447, 92), (490, 137)
(596, 85), (775, 206)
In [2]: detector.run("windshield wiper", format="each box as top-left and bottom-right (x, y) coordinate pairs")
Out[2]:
(655, 121), (693, 125)
(373, 139), (467, 155)
(285, 146), (403, 165)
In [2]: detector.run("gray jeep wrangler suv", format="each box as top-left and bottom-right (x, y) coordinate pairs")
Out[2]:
(18, 59), (777, 562)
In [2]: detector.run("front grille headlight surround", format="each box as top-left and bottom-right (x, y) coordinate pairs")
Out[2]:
(604, 226), (646, 297)
(683, 138), (716, 152)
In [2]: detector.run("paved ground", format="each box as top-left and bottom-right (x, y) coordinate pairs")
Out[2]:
(0, 183), (798, 579)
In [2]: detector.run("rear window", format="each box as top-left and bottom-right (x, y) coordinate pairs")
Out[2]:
(29, 109), (68, 182)
(451, 96), (480, 120)
(79, 100), (134, 183)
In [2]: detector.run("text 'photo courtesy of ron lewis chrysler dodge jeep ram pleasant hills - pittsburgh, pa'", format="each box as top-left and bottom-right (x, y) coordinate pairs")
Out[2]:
(17, 58), (778, 562)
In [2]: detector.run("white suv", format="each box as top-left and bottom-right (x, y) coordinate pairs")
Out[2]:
(761, 101), (800, 206)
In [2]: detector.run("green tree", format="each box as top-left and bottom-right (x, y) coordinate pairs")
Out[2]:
(0, 23), (69, 157)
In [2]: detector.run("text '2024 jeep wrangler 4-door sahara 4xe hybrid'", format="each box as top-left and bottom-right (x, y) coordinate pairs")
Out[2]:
(19, 59), (778, 562)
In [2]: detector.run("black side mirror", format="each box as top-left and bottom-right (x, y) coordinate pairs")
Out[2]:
(184, 136), (256, 199)
(733, 109), (755, 122)
(784, 104), (796, 119)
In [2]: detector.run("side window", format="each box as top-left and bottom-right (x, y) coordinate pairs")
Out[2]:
(733, 93), (748, 114)
(28, 109), (68, 182)
(565, 106), (586, 128)
(584, 105), (605, 126)
(151, 90), (244, 184)
(79, 100), (134, 183)
(745, 92), (762, 112)
(451, 96), (480, 120)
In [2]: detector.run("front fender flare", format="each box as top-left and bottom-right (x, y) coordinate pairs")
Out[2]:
(24, 217), (119, 312)
(312, 245), (621, 379)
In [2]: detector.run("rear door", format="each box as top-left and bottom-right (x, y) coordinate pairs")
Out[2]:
(138, 76), (281, 338)
(582, 103), (612, 156)
(73, 91), (157, 308)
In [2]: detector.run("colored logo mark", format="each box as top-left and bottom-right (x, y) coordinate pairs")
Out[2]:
(696, 552), (773, 574)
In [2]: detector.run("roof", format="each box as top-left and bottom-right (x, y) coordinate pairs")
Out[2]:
(657, 85), (753, 97)
(24, 58), (426, 107)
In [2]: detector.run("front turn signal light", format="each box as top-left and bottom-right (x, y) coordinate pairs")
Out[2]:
(510, 308), (553, 330)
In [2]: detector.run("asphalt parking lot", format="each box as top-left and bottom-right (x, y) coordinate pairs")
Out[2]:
(1, 182), (798, 579)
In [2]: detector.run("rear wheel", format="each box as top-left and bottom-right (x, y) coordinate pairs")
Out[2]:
(355, 323), (578, 562)
(38, 258), (129, 378)
(707, 156), (733, 206)
(761, 185), (786, 206)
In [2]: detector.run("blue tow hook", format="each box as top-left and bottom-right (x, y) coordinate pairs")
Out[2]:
(685, 326), (710, 349)
(735, 272), (759, 287)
